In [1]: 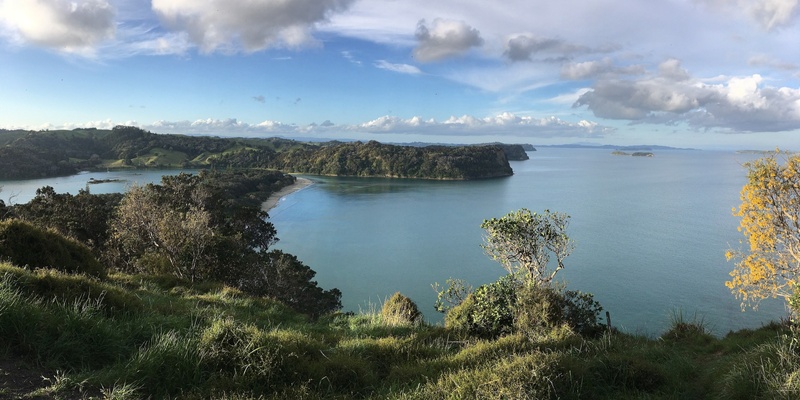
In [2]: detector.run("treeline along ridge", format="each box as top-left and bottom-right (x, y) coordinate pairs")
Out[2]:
(0, 126), (522, 180)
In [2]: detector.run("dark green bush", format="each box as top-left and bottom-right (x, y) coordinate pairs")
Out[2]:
(0, 219), (105, 277)
(562, 290), (605, 337)
(445, 275), (518, 338)
(382, 292), (423, 326)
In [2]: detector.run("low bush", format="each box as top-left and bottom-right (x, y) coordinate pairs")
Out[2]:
(444, 275), (604, 339)
(445, 275), (518, 338)
(381, 292), (423, 326)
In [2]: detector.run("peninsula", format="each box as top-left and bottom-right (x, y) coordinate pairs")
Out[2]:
(0, 126), (517, 181)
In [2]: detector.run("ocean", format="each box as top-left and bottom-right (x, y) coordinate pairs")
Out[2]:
(268, 148), (785, 335)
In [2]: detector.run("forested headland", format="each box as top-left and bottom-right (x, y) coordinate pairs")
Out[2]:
(0, 126), (520, 180)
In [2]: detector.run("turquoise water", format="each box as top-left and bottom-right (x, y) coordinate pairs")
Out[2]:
(269, 148), (785, 335)
(0, 169), (196, 204)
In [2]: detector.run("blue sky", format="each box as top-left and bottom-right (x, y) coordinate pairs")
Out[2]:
(1, 0), (800, 149)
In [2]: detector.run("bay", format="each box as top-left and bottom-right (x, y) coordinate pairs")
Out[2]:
(270, 148), (785, 335)
(0, 169), (196, 204)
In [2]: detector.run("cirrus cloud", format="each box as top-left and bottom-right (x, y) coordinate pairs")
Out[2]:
(504, 34), (616, 62)
(697, 0), (800, 30)
(374, 60), (422, 75)
(560, 58), (646, 80)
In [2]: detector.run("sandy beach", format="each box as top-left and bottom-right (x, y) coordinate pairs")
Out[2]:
(261, 176), (313, 212)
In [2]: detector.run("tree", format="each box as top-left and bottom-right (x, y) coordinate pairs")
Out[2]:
(110, 184), (216, 281)
(0, 186), (7, 220)
(726, 151), (800, 310)
(239, 250), (342, 318)
(107, 172), (341, 317)
(13, 186), (122, 252)
(481, 208), (573, 286)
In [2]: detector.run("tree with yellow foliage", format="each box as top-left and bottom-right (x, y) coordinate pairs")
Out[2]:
(726, 151), (800, 310)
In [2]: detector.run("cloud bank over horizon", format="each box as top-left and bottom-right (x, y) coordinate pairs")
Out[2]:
(3, 112), (609, 142)
(1, 0), (799, 147)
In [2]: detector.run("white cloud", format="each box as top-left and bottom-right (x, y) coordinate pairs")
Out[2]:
(20, 113), (609, 140)
(374, 60), (422, 75)
(151, 0), (355, 53)
(751, 0), (800, 29)
(697, 0), (800, 30)
(0, 0), (115, 53)
(341, 50), (362, 65)
(413, 19), (483, 62)
(354, 112), (610, 137)
(574, 59), (800, 132)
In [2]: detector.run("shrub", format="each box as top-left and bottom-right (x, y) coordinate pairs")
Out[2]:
(561, 290), (605, 337)
(445, 276), (604, 339)
(0, 219), (105, 277)
(445, 275), (518, 338)
(382, 292), (423, 326)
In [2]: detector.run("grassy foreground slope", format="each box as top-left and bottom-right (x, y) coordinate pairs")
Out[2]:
(1, 262), (796, 399)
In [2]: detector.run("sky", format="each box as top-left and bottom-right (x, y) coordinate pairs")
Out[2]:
(1, 0), (800, 149)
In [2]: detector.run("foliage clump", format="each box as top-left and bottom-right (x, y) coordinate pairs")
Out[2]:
(381, 292), (423, 326)
(726, 151), (800, 311)
(105, 172), (341, 317)
(0, 219), (105, 277)
(481, 208), (573, 286)
(442, 208), (603, 339)
(444, 277), (604, 339)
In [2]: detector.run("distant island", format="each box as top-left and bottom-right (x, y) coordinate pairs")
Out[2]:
(0, 127), (517, 181)
(87, 177), (125, 184)
(537, 143), (697, 151)
(612, 151), (655, 157)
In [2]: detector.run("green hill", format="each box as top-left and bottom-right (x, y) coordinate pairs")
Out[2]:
(0, 127), (514, 180)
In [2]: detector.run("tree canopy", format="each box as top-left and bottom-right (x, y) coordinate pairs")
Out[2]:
(726, 151), (800, 310)
(481, 208), (573, 286)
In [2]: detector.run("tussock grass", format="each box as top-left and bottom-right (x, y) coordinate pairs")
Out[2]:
(1, 260), (797, 399)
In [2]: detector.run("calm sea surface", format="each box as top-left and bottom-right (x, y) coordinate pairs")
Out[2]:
(269, 148), (785, 335)
(0, 150), (785, 335)
(0, 169), (197, 204)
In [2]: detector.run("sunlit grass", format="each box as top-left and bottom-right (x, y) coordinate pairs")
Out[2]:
(0, 260), (796, 399)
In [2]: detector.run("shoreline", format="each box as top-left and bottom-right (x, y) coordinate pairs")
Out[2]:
(261, 176), (313, 212)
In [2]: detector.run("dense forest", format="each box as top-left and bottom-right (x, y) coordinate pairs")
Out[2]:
(0, 126), (521, 180)
(269, 140), (513, 179)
